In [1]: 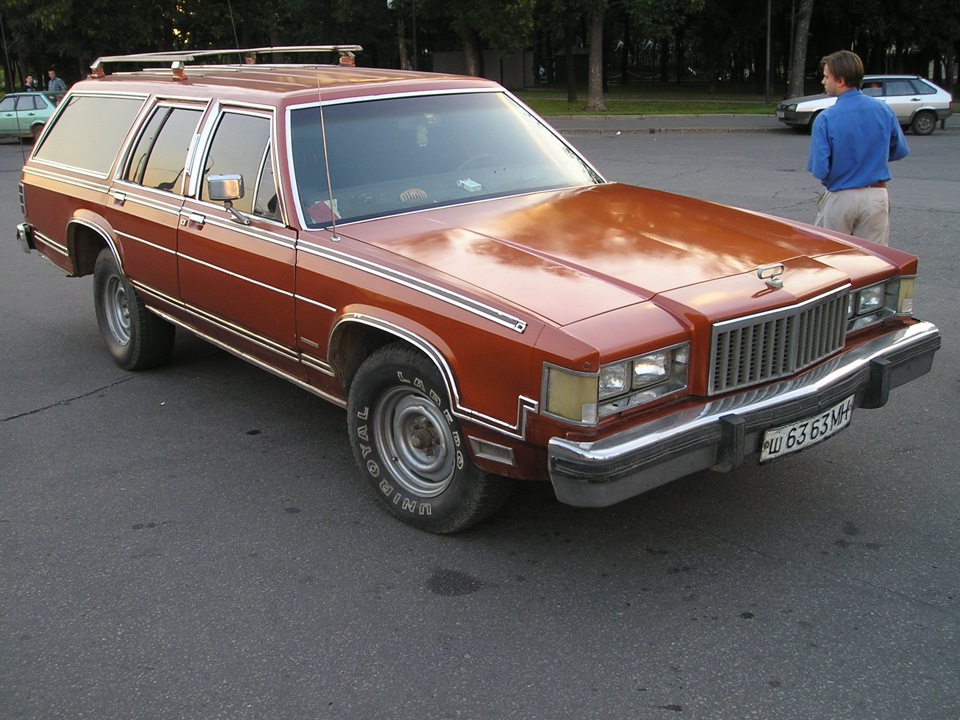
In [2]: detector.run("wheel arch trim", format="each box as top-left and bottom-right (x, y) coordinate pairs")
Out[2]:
(331, 312), (538, 440)
(66, 212), (120, 276)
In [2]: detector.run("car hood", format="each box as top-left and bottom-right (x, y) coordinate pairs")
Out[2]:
(783, 91), (830, 105)
(337, 183), (884, 326)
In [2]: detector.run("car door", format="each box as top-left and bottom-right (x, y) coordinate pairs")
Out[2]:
(881, 78), (920, 123)
(0, 95), (20, 135)
(178, 107), (302, 379)
(107, 101), (207, 297)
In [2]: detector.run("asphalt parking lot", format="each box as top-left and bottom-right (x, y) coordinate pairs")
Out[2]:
(2, 119), (958, 720)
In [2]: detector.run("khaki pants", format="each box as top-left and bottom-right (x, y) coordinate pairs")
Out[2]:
(815, 187), (890, 246)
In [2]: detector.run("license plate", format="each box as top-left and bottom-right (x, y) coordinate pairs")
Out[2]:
(760, 396), (854, 462)
(776, 110), (785, 118)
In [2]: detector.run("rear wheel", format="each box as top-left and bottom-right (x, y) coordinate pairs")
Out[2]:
(347, 343), (512, 533)
(910, 111), (936, 136)
(93, 248), (174, 370)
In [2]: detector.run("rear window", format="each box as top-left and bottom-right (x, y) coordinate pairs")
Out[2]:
(33, 94), (146, 176)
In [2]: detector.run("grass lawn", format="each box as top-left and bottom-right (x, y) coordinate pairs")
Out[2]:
(514, 81), (786, 116)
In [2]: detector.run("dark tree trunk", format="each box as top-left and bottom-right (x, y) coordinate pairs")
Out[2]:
(787, 0), (814, 97)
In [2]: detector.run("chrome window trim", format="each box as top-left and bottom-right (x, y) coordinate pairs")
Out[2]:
(117, 99), (209, 194)
(188, 103), (288, 224)
(176, 211), (296, 250)
(284, 87), (606, 231)
(22, 166), (112, 193)
(109, 186), (185, 215)
(30, 91), (150, 179)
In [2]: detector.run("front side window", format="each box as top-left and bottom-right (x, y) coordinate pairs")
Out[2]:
(0, 96), (16, 112)
(33, 94), (146, 175)
(200, 111), (277, 218)
(124, 105), (203, 194)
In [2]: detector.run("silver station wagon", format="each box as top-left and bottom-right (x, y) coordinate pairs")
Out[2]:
(776, 74), (954, 135)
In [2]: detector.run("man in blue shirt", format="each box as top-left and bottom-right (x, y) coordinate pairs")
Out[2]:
(807, 50), (909, 246)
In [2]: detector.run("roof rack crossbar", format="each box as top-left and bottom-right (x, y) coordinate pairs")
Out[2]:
(89, 45), (363, 78)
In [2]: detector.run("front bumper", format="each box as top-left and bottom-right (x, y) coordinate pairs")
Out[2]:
(548, 321), (940, 507)
(775, 109), (815, 127)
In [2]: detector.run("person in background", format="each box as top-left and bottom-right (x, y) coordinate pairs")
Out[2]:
(806, 50), (909, 246)
(21, 75), (36, 91)
(46, 68), (67, 93)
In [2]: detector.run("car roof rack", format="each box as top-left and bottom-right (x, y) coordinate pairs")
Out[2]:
(89, 45), (363, 79)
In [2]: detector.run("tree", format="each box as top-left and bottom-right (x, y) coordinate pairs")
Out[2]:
(787, 0), (814, 97)
(585, 0), (606, 109)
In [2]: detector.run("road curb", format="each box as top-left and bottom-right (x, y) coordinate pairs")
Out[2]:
(556, 126), (785, 135)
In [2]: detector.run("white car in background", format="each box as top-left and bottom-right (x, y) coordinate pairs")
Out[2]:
(776, 74), (954, 135)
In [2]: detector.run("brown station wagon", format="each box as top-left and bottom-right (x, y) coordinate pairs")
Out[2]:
(17, 47), (941, 533)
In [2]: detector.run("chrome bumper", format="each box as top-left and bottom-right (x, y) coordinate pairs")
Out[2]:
(548, 321), (940, 507)
(17, 223), (35, 253)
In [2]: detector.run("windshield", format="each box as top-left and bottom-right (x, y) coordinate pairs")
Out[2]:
(290, 92), (602, 227)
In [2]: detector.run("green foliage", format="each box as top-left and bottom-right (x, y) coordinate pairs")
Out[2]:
(0, 0), (955, 94)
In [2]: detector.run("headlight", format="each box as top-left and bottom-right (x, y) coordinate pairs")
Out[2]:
(543, 343), (690, 425)
(599, 364), (628, 400)
(847, 278), (913, 332)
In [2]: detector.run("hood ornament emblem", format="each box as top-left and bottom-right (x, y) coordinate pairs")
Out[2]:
(757, 263), (785, 290)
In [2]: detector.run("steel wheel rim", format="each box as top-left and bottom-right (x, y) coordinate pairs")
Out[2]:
(373, 386), (455, 497)
(103, 275), (131, 345)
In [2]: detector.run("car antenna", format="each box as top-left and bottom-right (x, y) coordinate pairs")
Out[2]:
(316, 66), (340, 242)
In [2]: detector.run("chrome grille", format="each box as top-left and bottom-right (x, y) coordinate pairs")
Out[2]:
(709, 288), (849, 395)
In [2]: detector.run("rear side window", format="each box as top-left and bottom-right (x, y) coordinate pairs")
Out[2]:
(124, 105), (203, 194)
(884, 79), (915, 96)
(910, 79), (937, 95)
(33, 95), (146, 176)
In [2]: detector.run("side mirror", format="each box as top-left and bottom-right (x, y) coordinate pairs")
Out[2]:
(207, 173), (244, 202)
(207, 173), (250, 225)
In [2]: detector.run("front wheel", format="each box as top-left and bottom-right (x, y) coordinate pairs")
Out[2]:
(910, 111), (937, 136)
(93, 247), (175, 370)
(347, 343), (512, 533)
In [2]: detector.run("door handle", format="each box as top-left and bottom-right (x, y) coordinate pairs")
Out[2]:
(188, 212), (206, 229)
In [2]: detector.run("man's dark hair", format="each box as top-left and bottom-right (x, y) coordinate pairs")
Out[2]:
(820, 50), (864, 89)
